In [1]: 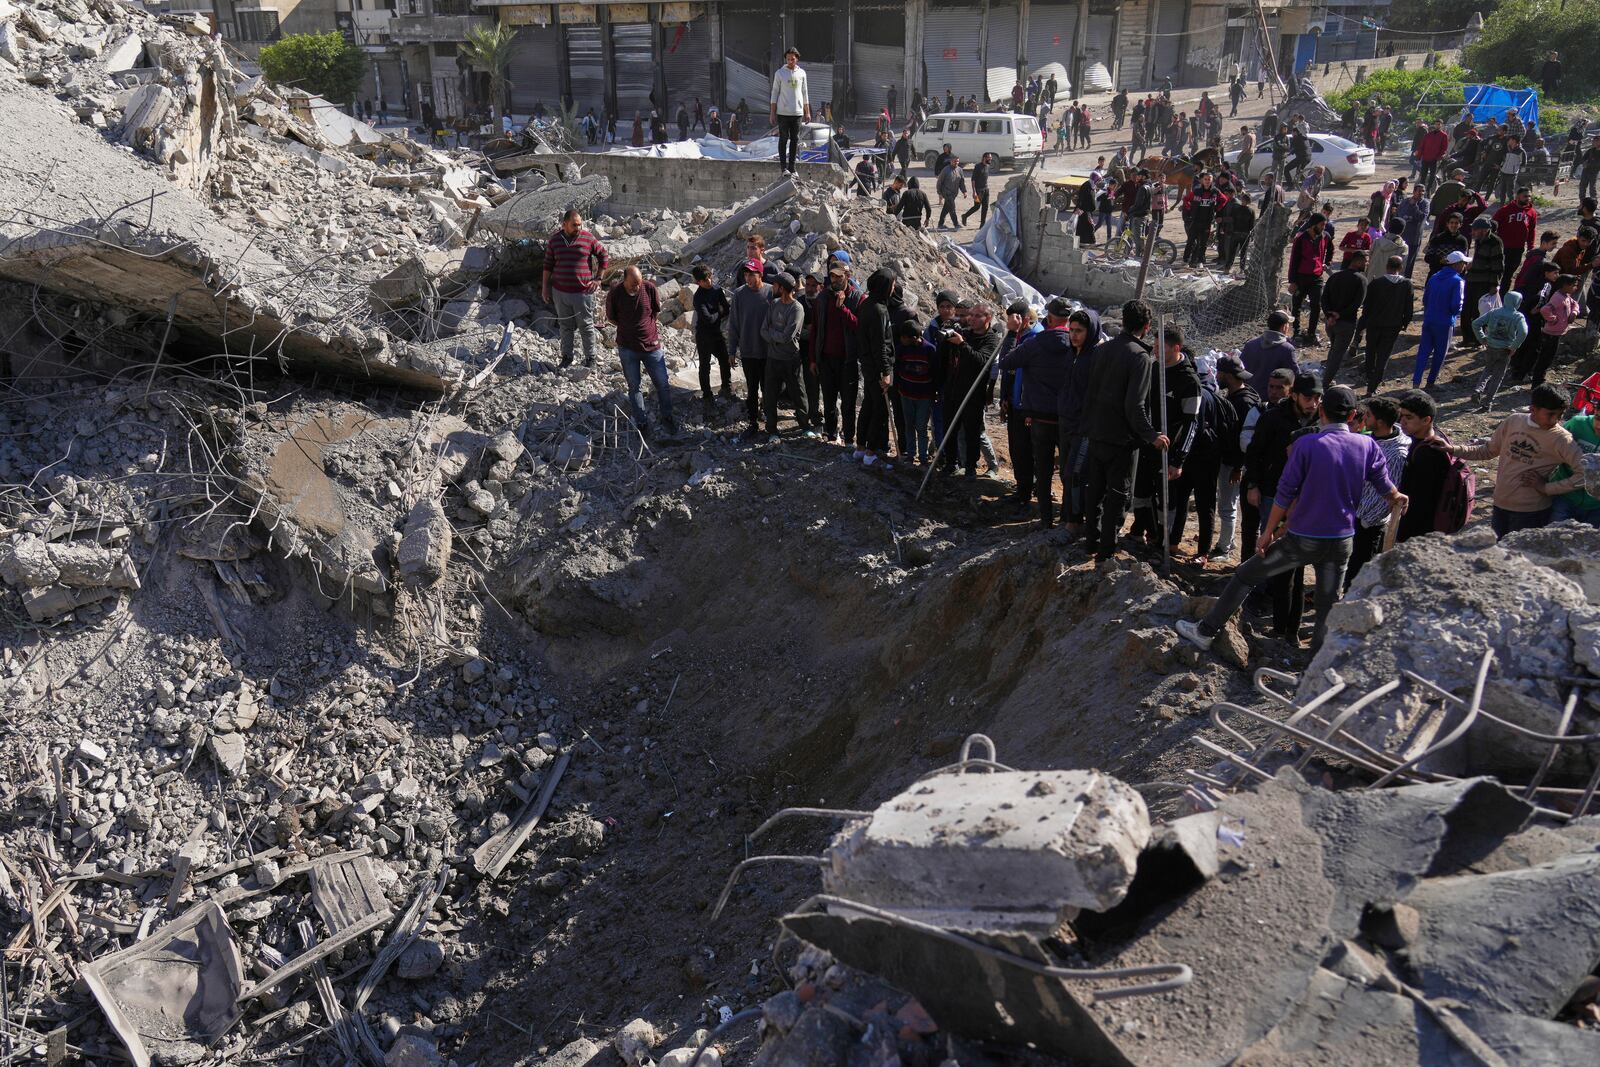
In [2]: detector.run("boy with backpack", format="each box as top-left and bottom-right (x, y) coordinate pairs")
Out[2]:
(691, 265), (733, 416)
(1395, 390), (1471, 542)
(1448, 383), (1586, 538)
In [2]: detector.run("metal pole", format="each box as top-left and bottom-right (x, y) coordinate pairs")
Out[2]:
(1133, 196), (1159, 299)
(1157, 313), (1171, 577)
(916, 341), (1003, 500)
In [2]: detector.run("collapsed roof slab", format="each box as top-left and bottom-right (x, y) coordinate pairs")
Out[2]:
(0, 78), (450, 392)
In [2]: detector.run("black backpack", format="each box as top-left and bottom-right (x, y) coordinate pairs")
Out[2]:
(1197, 382), (1240, 460)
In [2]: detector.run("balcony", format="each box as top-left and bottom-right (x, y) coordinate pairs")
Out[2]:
(387, 13), (494, 42)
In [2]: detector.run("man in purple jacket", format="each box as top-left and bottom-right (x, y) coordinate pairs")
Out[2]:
(1238, 310), (1299, 383)
(1175, 385), (1407, 652)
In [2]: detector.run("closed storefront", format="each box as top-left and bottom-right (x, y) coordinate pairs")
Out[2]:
(853, 5), (903, 118)
(984, 1), (1019, 104)
(611, 19), (655, 119)
(1087, 13), (1116, 74)
(662, 14), (712, 118)
(565, 20), (604, 121)
(506, 21), (562, 117)
(922, 4), (983, 104)
(1153, 0), (1185, 82)
(1024, 1), (1074, 92)
(722, 4), (770, 112)
(724, 56), (768, 113)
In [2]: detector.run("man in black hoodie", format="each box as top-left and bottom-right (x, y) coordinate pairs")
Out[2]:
(855, 268), (897, 467)
(939, 301), (1003, 478)
(999, 297), (1074, 529)
(1360, 253), (1415, 395)
(1058, 307), (1101, 534)
(1130, 324), (1202, 548)
(1081, 300), (1169, 559)
(1321, 249), (1369, 386)
(1460, 215), (1503, 350)
(897, 177), (932, 230)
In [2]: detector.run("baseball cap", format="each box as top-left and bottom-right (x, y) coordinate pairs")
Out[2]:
(1322, 385), (1358, 418)
(1045, 296), (1074, 318)
(1217, 354), (1252, 380)
(773, 271), (796, 291)
(1470, 216), (1491, 229)
(1444, 250), (1468, 264)
(1006, 298), (1031, 316)
(1292, 372), (1323, 396)
(935, 288), (960, 307)
(742, 258), (764, 277)
(827, 265), (848, 277)
(831, 249), (852, 264)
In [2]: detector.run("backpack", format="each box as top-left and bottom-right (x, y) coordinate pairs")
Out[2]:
(1196, 382), (1239, 458)
(1433, 450), (1477, 534)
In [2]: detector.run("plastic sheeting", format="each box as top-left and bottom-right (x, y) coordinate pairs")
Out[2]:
(959, 185), (1048, 310)
(1463, 85), (1539, 130)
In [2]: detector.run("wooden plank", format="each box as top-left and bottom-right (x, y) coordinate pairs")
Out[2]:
(164, 854), (191, 913)
(236, 907), (392, 1002)
(471, 750), (571, 879)
(309, 855), (387, 934)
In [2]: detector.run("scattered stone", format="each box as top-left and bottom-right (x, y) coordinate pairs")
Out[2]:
(209, 733), (247, 777)
(386, 1034), (444, 1067)
(0, 535), (58, 587)
(613, 1018), (662, 1067)
(396, 938), (445, 979)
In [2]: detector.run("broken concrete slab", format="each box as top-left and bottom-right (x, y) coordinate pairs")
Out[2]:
(0, 533), (59, 586)
(822, 769), (1150, 925)
(46, 542), (139, 589)
(478, 175), (612, 241)
(1399, 851), (1600, 1018)
(1454, 1007), (1600, 1066)
(81, 900), (245, 1067)
(398, 499), (452, 585)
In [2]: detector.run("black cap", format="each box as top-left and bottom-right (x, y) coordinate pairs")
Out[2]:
(1292, 372), (1323, 397)
(935, 289), (959, 307)
(1323, 384), (1358, 417)
(1045, 296), (1074, 318)
(1217, 354), (1252, 380)
(1006, 298), (1031, 316)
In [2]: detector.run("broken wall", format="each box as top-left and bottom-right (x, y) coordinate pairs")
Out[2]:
(569, 154), (843, 214)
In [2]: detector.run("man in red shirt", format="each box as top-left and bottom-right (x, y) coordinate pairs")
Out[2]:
(542, 208), (609, 369)
(604, 266), (677, 438)
(1492, 186), (1538, 296)
(1417, 119), (1451, 193)
(1289, 214), (1333, 345)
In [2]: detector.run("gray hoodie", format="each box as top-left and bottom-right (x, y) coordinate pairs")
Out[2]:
(728, 283), (770, 360)
(760, 297), (805, 361)
(936, 163), (967, 200)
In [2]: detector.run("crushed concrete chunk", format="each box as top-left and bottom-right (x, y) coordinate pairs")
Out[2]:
(386, 1034), (443, 1067)
(612, 1018), (662, 1067)
(47, 542), (139, 589)
(398, 499), (451, 585)
(0, 534), (59, 587)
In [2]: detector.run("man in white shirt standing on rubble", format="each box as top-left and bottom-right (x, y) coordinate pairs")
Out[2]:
(770, 47), (811, 176)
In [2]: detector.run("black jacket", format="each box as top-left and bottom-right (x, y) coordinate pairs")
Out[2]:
(1244, 397), (1313, 497)
(999, 326), (1072, 420)
(1361, 275), (1415, 332)
(941, 323), (1002, 404)
(1466, 231), (1504, 285)
(1223, 384), (1262, 467)
(1083, 331), (1161, 449)
(857, 270), (896, 378)
(1151, 354), (1203, 467)
(1424, 230), (1469, 273)
(1321, 267), (1368, 321)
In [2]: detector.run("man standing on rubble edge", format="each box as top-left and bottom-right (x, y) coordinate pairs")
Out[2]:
(542, 208), (608, 370)
(605, 267), (677, 439)
(770, 47), (811, 175)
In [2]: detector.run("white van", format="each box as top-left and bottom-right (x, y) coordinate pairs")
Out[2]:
(912, 112), (1042, 171)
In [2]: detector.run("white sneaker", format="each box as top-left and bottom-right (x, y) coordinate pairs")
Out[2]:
(1175, 619), (1214, 652)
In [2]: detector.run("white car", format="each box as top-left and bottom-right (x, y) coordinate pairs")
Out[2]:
(912, 112), (1043, 171)
(1224, 132), (1376, 185)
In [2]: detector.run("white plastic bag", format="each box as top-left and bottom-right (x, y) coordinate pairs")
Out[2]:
(1478, 291), (1502, 317)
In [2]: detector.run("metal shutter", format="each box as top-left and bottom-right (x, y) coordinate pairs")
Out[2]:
(612, 22), (654, 118)
(722, 10), (768, 70)
(724, 57), (769, 115)
(805, 63), (833, 114)
(567, 24), (605, 121)
(1025, 2), (1073, 91)
(1153, 0), (1183, 81)
(662, 17), (711, 117)
(984, 2), (1020, 104)
(508, 26), (561, 117)
(853, 40), (902, 118)
(1087, 15), (1115, 70)
(922, 6), (983, 103)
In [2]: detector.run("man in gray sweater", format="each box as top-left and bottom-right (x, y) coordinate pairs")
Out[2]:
(936, 156), (967, 229)
(728, 261), (771, 434)
(760, 272), (809, 436)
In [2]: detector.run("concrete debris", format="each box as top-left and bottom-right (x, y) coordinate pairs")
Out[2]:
(612, 1018), (663, 1067)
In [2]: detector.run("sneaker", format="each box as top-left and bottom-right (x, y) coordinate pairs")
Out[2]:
(852, 449), (866, 461)
(862, 453), (879, 467)
(804, 430), (820, 440)
(1175, 619), (1214, 652)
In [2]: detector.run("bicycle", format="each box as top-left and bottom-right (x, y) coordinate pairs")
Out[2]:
(1104, 228), (1178, 265)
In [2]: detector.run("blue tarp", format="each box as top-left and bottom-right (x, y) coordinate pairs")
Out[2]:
(1462, 85), (1539, 130)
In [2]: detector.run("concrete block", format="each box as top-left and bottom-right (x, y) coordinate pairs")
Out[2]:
(0, 534), (59, 587)
(823, 769), (1150, 923)
(397, 499), (451, 585)
(47, 542), (139, 589)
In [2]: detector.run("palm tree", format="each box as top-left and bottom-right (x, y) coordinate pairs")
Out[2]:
(463, 24), (516, 124)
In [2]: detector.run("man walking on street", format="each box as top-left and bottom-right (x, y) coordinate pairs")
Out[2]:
(605, 267), (677, 438)
(770, 48), (811, 175)
(1360, 254), (1415, 395)
(1321, 249), (1368, 385)
(542, 208), (609, 370)
(962, 153), (994, 227)
(1081, 300), (1169, 560)
(1415, 250), (1467, 387)
(936, 155), (967, 229)
(1176, 384), (1406, 654)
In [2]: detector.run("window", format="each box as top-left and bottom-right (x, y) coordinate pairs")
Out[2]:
(924, 119), (944, 133)
(977, 119), (1004, 134)
(1311, 140), (1324, 153)
(948, 119), (974, 134)
(235, 9), (280, 41)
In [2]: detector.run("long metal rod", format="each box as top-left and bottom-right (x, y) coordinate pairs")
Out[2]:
(1157, 313), (1170, 577)
(915, 342), (1003, 500)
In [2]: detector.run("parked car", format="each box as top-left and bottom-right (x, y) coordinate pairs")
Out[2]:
(1223, 132), (1376, 185)
(911, 112), (1043, 172)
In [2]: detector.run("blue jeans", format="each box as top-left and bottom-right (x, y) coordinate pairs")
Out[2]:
(1553, 497), (1600, 527)
(1413, 320), (1453, 387)
(903, 397), (933, 461)
(618, 346), (675, 432)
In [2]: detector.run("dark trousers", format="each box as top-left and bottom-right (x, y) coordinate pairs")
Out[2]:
(1200, 533), (1353, 651)
(1220, 231), (1251, 270)
(1170, 447), (1221, 555)
(1491, 504), (1552, 539)
(1028, 418), (1059, 527)
(1007, 410), (1035, 504)
(858, 380), (890, 453)
(938, 196), (960, 228)
(1500, 250), (1525, 298)
(1325, 320), (1359, 384)
(1530, 331), (1562, 385)
(1183, 211), (1213, 266)
(1363, 326), (1402, 393)
(1582, 167), (1599, 202)
(801, 359), (821, 427)
(1083, 441), (1138, 555)
(763, 358), (808, 432)
(1419, 159), (1439, 191)
(817, 358), (858, 441)
(963, 191), (990, 226)
(742, 356), (767, 428)
(953, 384), (985, 474)
(776, 115), (802, 172)
(1291, 273), (1322, 337)
(1344, 522), (1386, 593)
(696, 331), (730, 396)
(1240, 496), (1262, 561)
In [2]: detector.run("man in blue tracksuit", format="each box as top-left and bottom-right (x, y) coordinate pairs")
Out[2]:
(1414, 250), (1466, 388)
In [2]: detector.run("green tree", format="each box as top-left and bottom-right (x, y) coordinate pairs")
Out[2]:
(1467, 0), (1600, 100)
(462, 24), (517, 124)
(258, 31), (366, 106)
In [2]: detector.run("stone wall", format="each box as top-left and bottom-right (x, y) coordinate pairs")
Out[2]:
(1301, 49), (1463, 98)
(569, 154), (841, 214)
